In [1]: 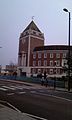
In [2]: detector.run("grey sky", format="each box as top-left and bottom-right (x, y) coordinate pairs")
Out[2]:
(0, 0), (72, 66)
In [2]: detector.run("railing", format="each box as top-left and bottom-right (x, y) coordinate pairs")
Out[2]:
(0, 75), (66, 89)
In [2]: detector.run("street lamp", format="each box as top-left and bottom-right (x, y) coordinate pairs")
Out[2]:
(63, 8), (71, 91)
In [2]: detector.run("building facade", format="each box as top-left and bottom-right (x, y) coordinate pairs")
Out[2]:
(18, 20), (72, 77)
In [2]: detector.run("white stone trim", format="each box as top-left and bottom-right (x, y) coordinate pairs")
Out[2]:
(20, 35), (44, 41)
(27, 35), (30, 67)
(31, 66), (62, 69)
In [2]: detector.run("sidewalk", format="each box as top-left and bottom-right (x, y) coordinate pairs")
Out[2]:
(0, 103), (36, 120)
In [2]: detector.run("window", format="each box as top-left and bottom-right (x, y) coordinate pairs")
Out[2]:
(33, 52), (36, 59)
(32, 68), (36, 74)
(49, 69), (53, 74)
(50, 53), (53, 58)
(54, 60), (60, 66)
(57, 69), (60, 74)
(56, 53), (60, 58)
(44, 60), (47, 66)
(38, 52), (41, 58)
(38, 60), (41, 66)
(50, 61), (53, 66)
(33, 61), (36, 66)
(33, 31), (36, 35)
(44, 52), (47, 58)
(63, 53), (66, 58)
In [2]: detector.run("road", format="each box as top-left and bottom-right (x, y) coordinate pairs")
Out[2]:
(0, 79), (72, 120)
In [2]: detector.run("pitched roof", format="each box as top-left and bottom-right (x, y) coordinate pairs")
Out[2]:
(24, 20), (41, 32)
(33, 45), (72, 51)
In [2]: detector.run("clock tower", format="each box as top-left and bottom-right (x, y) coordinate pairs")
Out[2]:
(18, 20), (44, 76)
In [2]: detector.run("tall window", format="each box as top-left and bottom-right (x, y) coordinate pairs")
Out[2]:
(54, 60), (60, 66)
(63, 53), (66, 58)
(49, 69), (53, 74)
(50, 53), (53, 58)
(44, 60), (47, 66)
(50, 61), (53, 66)
(33, 52), (36, 59)
(38, 60), (41, 66)
(33, 61), (36, 66)
(38, 52), (41, 58)
(56, 53), (60, 58)
(44, 52), (47, 58)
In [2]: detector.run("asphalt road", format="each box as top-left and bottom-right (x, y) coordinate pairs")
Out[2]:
(0, 79), (72, 120)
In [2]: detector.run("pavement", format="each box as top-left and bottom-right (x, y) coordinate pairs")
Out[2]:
(0, 102), (37, 120)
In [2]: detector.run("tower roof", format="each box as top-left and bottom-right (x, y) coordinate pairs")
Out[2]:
(24, 20), (41, 32)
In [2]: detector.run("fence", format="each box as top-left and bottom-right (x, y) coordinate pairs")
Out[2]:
(0, 75), (66, 89)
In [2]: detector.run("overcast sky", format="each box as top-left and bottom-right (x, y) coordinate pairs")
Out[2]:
(0, 0), (72, 66)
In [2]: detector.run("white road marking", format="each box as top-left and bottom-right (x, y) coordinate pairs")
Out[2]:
(0, 100), (47, 120)
(18, 91), (26, 94)
(0, 87), (7, 91)
(30, 91), (36, 93)
(7, 93), (14, 95)
(2, 86), (15, 90)
(48, 94), (72, 102)
(24, 113), (48, 120)
(36, 92), (72, 102)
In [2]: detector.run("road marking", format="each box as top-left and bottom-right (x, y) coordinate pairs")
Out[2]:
(0, 100), (47, 120)
(2, 86), (15, 90)
(24, 113), (48, 120)
(48, 94), (72, 102)
(36, 92), (72, 102)
(0, 87), (7, 91)
(7, 93), (14, 95)
(18, 91), (26, 94)
(30, 91), (36, 93)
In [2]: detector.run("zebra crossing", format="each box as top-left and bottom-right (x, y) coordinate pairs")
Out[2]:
(0, 84), (33, 95)
(0, 83), (50, 97)
(0, 85), (32, 91)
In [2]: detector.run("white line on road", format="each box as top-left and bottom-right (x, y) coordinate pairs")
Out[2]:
(48, 94), (72, 102)
(0, 100), (48, 120)
(7, 93), (14, 95)
(24, 113), (48, 120)
(30, 91), (36, 93)
(37, 92), (72, 102)
(18, 91), (26, 94)
(2, 86), (15, 90)
(0, 87), (7, 91)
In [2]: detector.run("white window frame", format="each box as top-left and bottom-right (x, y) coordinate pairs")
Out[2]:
(32, 68), (36, 74)
(38, 60), (41, 66)
(33, 52), (36, 59)
(49, 69), (53, 74)
(44, 52), (47, 58)
(44, 60), (47, 66)
(33, 61), (36, 66)
(54, 60), (60, 66)
(63, 53), (66, 58)
(50, 60), (53, 66)
(56, 53), (60, 58)
(38, 52), (41, 58)
(50, 53), (53, 58)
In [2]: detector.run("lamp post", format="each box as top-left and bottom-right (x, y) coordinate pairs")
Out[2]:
(63, 8), (71, 91)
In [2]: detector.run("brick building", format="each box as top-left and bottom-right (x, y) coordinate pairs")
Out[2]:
(18, 20), (72, 77)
